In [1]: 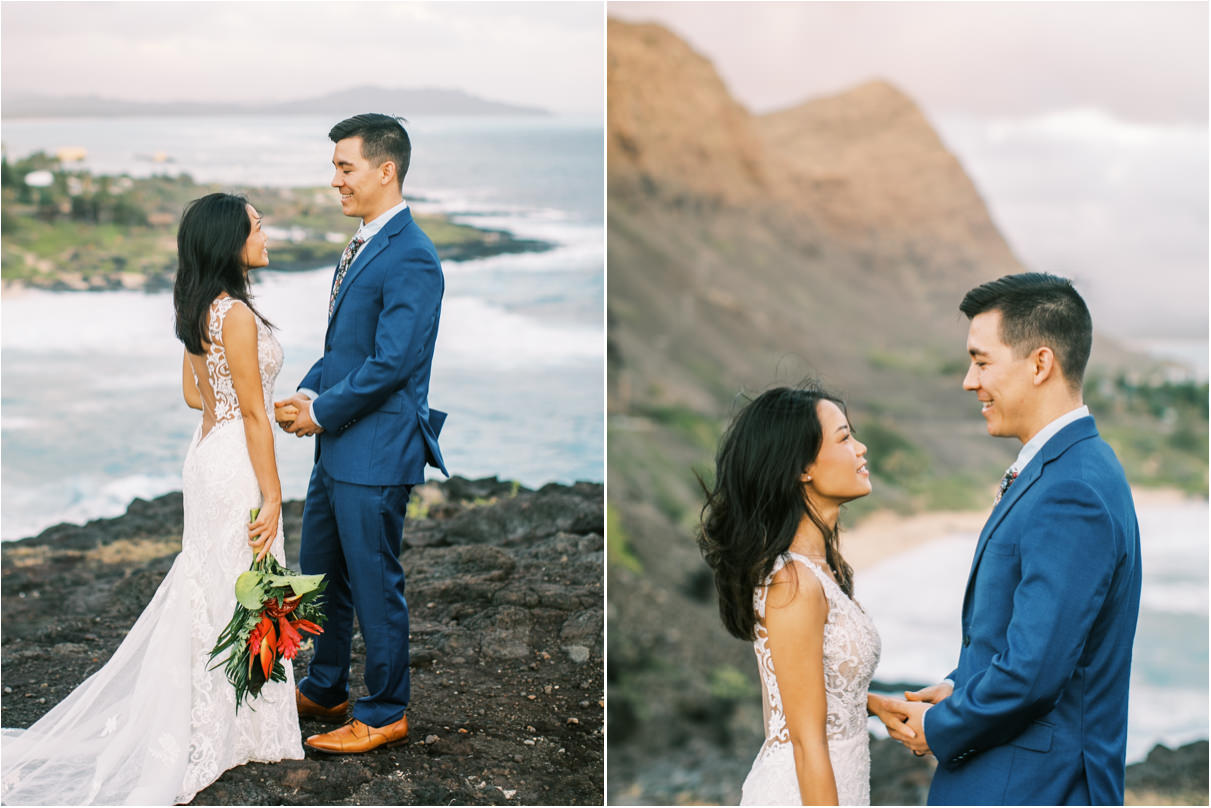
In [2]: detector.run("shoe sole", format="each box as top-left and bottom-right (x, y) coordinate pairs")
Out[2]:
(304, 737), (409, 755)
(298, 711), (350, 724)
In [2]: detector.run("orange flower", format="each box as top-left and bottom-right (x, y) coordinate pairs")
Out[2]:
(258, 621), (277, 679)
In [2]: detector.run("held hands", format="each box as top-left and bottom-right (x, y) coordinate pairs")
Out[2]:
(883, 681), (952, 757)
(274, 403), (298, 429)
(895, 700), (933, 756)
(274, 394), (324, 437)
(905, 681), (954, 706)
(248, 501), (281, 562)
(869, 692), (917, 742)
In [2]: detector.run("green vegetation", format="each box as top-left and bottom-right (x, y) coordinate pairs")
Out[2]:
(607, 504), (643, 573)
(707, 664), (758, 702)
(1088, 374), (1209, 495)
(631, 403), (721, 454)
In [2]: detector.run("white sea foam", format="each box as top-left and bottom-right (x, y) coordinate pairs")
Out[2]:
(1, 289), (177, 355)
(3, 472), (183, 541)
(438, 296), (601, 369)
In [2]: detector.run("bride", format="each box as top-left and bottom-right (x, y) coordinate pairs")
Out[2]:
(698, 384), (913, 805)
(2, 193), (303, 804)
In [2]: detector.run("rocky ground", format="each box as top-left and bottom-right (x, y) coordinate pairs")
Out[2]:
(2, 476), (603, 805)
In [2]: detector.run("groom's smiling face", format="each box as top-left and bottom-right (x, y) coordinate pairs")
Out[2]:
(331, 136), (389, 221)
(964, 309), (1038, 442)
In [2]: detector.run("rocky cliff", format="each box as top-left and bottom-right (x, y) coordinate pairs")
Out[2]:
(2, 477), (603, 805)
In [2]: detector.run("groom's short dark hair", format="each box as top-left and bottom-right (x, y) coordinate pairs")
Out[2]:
(329, 113), (411, 187)
(960, 272), (1093, 392)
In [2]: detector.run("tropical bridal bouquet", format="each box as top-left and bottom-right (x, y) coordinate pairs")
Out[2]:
(208, 508), (328, 709)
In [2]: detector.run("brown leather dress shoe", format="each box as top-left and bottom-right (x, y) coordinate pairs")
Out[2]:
(305, 715), (409, 754)
(296, 687), (350, 723)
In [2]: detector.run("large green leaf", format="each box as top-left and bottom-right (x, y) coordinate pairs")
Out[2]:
(261, 572), (326, 597)
(234, 570), (266, 609)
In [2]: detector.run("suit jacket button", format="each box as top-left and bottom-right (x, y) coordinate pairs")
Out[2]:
(962, 635), (971, 647)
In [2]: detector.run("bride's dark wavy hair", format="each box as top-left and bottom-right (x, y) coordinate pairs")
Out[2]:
(697, 383), (856, 641)
(173, 192), (273, 354)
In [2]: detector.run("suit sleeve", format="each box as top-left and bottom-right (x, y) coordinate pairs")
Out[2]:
(299, 357), (323, 394)
(924, 480), (1120, 768)
(311, 248), (441, 430)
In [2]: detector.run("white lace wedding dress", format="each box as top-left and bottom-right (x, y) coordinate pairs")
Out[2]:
(740, 551), (881, 806)
(2, 297), (303, 805)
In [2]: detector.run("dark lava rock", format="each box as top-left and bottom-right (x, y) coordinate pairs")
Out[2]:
(1124, 739), (1209, 805)
(1, 478), (603, 805)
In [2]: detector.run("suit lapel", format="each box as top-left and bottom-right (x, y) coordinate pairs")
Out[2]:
(327, 207), (414, 328)
(961, 416), (1100, 611)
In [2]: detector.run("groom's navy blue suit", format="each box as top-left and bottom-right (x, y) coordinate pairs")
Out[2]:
(297, 206), (447, 728)
(925, 416), (1141, 806)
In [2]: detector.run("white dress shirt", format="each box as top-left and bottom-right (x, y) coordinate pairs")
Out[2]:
(1008, 405), (1091, 477)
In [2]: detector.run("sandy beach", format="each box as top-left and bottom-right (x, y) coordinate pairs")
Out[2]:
(841, 485), (1203, 572)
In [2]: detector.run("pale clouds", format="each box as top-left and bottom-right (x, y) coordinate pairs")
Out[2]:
(1, 1), (604, 117)
(608, 1), (1207, 124)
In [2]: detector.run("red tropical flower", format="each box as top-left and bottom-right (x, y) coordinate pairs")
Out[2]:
(276, 616), (304, 660)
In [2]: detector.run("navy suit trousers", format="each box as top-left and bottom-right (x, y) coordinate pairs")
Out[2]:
(297, 462), (412, 728)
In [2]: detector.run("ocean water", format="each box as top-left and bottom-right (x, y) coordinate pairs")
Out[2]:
(1, 115), (604, 540)
(857, 496), (1209, 763)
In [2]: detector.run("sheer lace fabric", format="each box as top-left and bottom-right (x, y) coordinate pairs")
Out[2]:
(740, 552), (881, 806)
(2, 298), (303, 805)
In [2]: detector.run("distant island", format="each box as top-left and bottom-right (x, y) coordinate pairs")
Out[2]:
(2, 84), (550, 119)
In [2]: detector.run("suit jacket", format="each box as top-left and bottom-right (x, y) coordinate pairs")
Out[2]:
(924, 416), (1142, 806)
(300, 207), (448, 486)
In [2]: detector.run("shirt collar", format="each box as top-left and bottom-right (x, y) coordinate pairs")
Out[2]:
(1010, 404), (1091, 474)
(355, 198), (409, 243)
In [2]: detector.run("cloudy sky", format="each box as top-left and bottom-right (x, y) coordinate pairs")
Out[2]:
(609, 1), (1206, 122)
(1, 1), (604, 117)
(610, 2), (1209, 350)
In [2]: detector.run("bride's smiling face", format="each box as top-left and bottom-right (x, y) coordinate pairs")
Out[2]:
(241, 204), (269, 270)
(801, 400), (872, 503)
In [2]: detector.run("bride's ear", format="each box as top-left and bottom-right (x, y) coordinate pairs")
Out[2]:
(800, 468), (813, 484)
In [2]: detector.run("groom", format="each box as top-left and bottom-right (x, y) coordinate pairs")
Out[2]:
(892, 273), (1142, 805)
(276, 113), (447, 754)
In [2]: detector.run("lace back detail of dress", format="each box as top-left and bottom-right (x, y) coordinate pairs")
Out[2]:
(743, 551), (882, 805)
(204, 296), (241, 432)
(195, 297), (283, 443)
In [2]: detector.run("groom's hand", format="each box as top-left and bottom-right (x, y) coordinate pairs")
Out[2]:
(898, 700), (933, 756)
(276, 394), (324, 437)
(905, 681), (954, 705)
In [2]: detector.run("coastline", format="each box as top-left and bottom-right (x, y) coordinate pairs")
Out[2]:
(0, 219), (555, 295)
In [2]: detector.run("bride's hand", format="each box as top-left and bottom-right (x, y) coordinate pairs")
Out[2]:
(868, 692), (917, 742)
(248, 500), (281, 561)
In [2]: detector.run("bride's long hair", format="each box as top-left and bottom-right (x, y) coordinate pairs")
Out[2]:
(174, 192), (274, 354)
(697, 383), (856, 641)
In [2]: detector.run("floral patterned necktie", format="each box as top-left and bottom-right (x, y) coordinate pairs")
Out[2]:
(994, 468), (1019, 505)
(328, 236), (365, 319)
